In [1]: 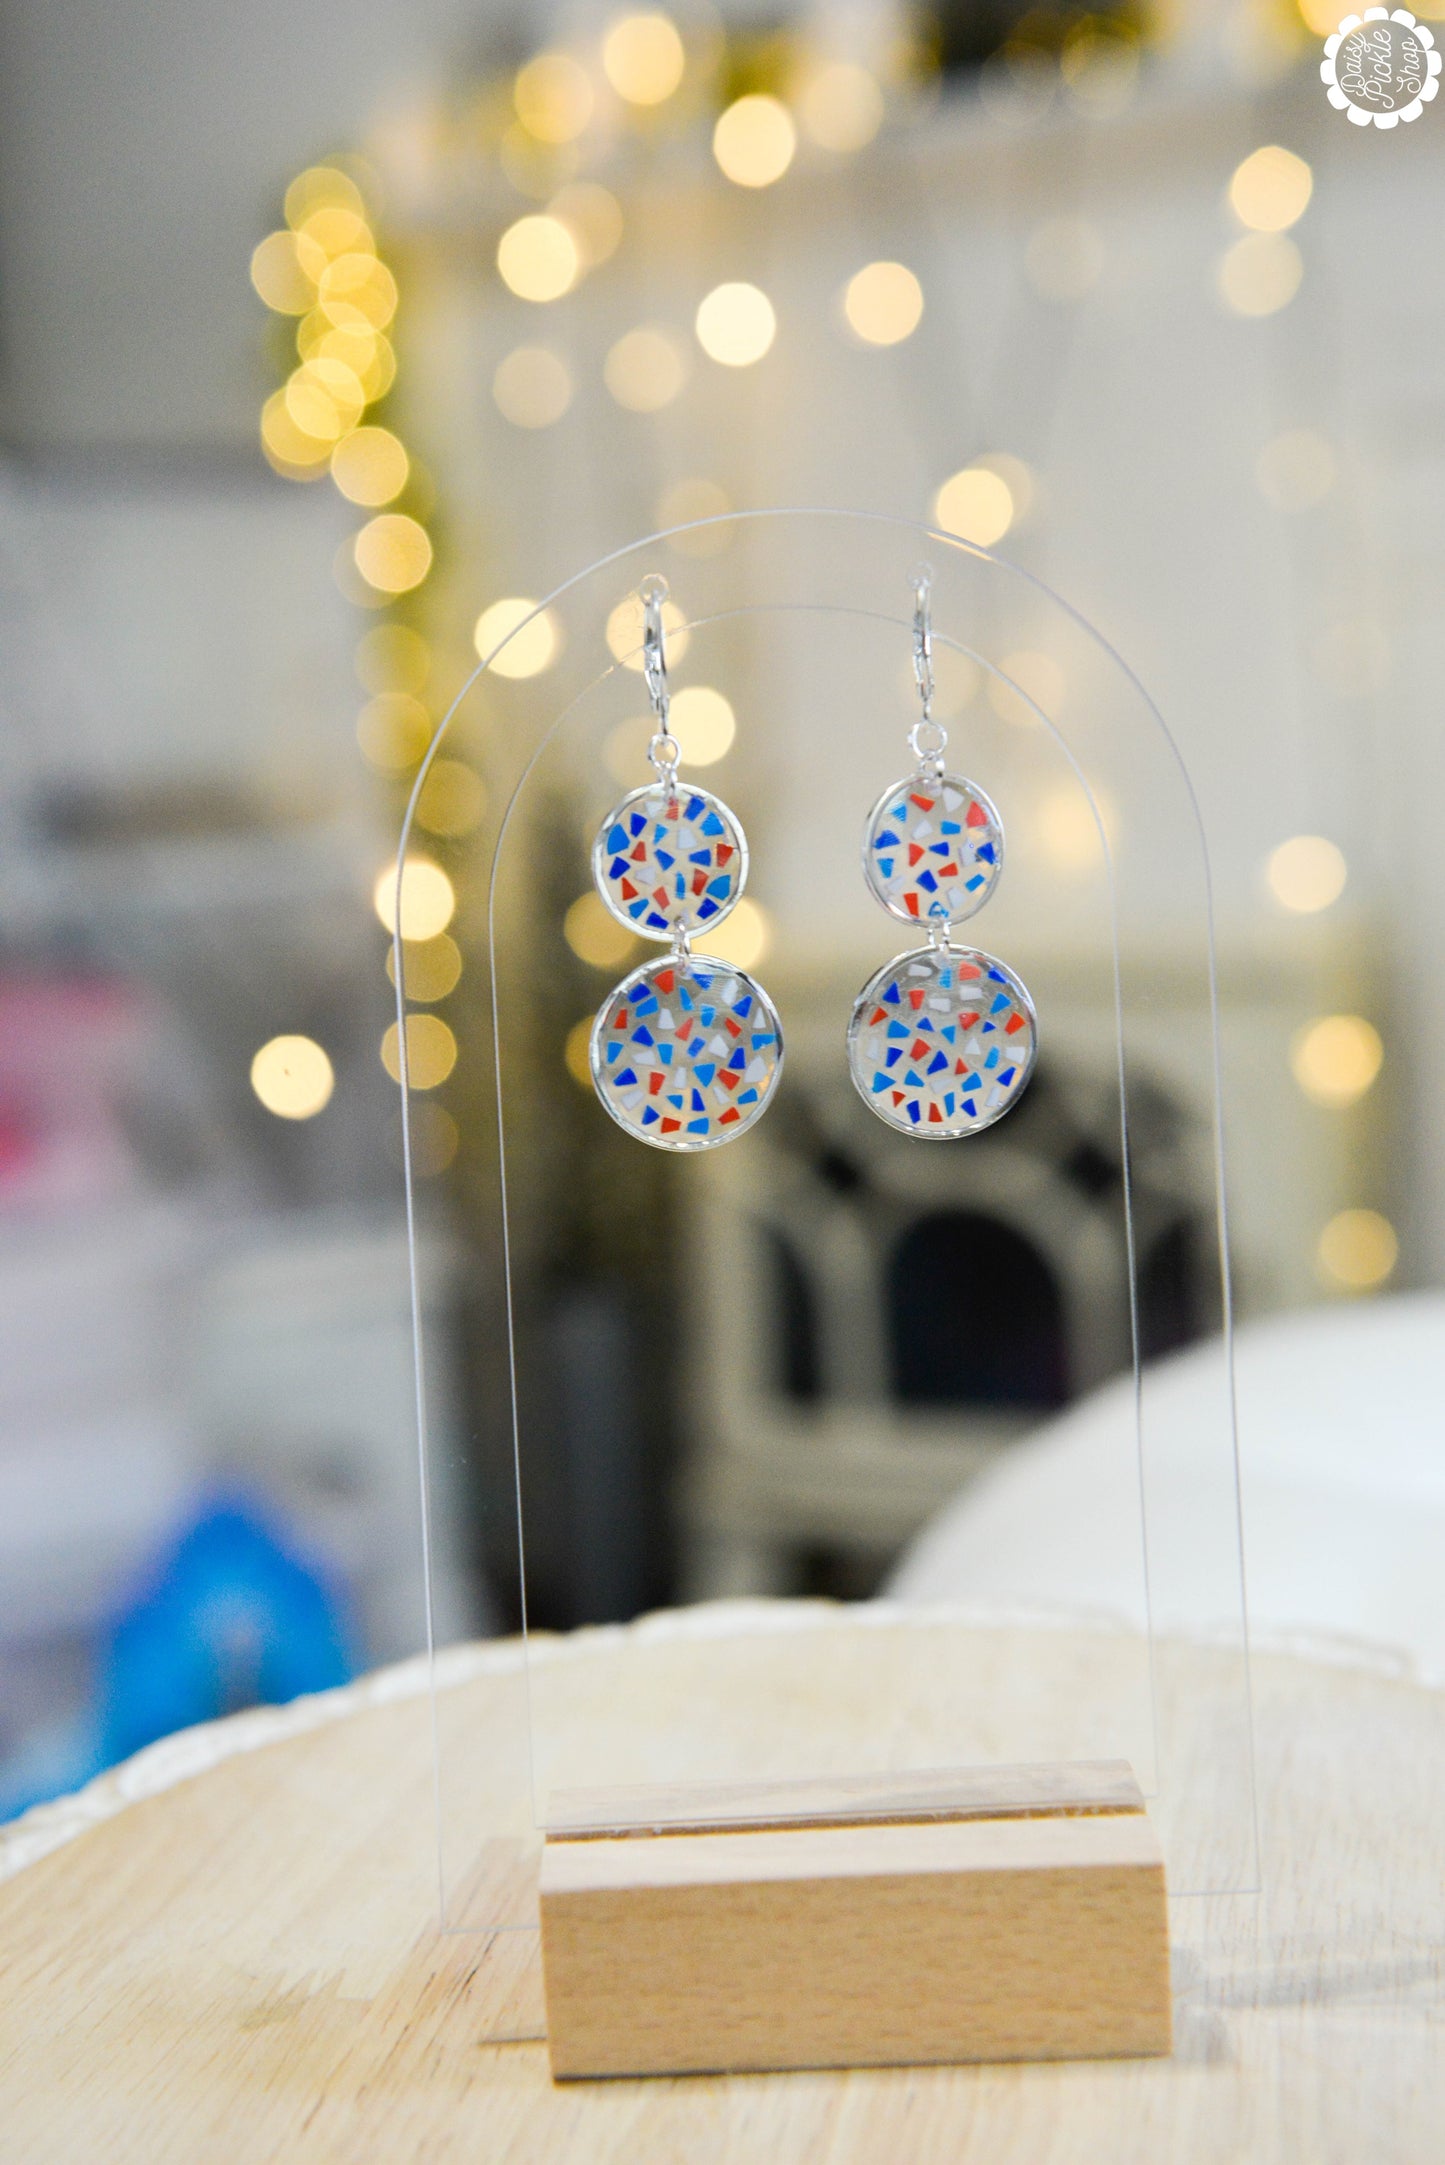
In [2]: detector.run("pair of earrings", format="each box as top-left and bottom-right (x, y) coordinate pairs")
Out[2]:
(587, 571), (1037, 1151)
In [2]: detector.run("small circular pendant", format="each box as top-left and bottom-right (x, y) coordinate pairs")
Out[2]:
(861, 771), (1004, 927)
(847, 944), (1037, 1138)
(592, 783), (748, 942)
(591, 954), (783, 1151)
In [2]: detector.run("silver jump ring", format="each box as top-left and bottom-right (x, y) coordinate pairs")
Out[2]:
(908, 717), (947, 765)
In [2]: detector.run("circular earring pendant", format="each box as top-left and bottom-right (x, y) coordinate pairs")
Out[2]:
(591, 954), (784, 1150)
(847, 944), (1037, 1138)
(592, 782), (747, 941)
(862, 771), (1003, 927)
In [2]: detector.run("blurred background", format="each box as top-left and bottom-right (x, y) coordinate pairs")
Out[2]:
(0, 0), (1439, 1816)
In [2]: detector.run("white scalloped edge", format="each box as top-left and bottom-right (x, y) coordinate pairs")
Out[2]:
(1321, 7), (1440, 127)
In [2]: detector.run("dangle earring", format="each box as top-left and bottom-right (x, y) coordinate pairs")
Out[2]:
(846, 568), (1037, 1137)
(588, 575), (784, 1150)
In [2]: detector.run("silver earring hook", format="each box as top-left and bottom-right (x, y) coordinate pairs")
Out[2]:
(907, 562), (947, 774)
(639, 573), (680, 786)
(911, 564), (935, 722)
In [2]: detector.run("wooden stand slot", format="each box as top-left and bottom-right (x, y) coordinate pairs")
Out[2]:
(539, 1760), (1172, 2080)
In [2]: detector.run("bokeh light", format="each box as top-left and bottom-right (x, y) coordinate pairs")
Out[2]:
(493, 345), (574, 428)
(565, 1016), (596, 1088)
(550, 181), (624, 267)
(250, 231), (315, 315)
(381, 1013), (458, 1090)
(285, 166), (365, 230)
(407, 1101), (460, 1175)
(331, 426), (409, 507)
(695, 282), (776, 366)
(317, 252), (397, 330)
(1267, 835), (1347, 913)
(1036, 788), (1106, 873)
(605, 324), (690, 411)
(250, 1035), (335, 1120)
(670, 685), (736, 764)
(565, 891), (639, 967)
(1217, 233), (1303, 317)
(514, 50), (595, 143)
(988, 649), (1066, 724)
(1229, 145), (1313, 232)
(285, 357), (363, 442)
(843, 261), (924, 346)
(602, 12), (686, 105)
(474, 597), (561, 678)
(1291, 1015), (1383, 1109)
(416, 759), (487, 837)
(353, 513), (432, 595)
(497, 215), (580, 302)
(387, 934), (463, 1003)
(1317, 1208), (1397, 1293)
(713, 95), (796, 188)
(373, 858), (457, 940)
(799, 62), (883, 151)
(933, 466), (1014, 548)
(657, 476), (732, 553)
(259, 391), (330, 479)
(698, 896), (770, 970)
(356, 692), (432, 773)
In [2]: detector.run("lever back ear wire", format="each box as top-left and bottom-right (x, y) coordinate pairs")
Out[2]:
(909, 563), (945, 783)
(640, 572), (682, 803)
(586, 573), (785, 1151)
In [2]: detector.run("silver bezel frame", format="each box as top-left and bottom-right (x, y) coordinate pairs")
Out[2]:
(589, 952), (785, 1152)
(846, 941), (1038, 1139)
(860, 768), (1005, 928)
(591, 782), (750, 942)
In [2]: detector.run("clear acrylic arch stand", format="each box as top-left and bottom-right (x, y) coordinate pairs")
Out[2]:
(392, 509), (1258, 1972)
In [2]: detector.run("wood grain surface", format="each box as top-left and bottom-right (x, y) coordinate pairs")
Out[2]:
(540, 1806), (1171, 2075)
(2, 1600), (1443, 2162)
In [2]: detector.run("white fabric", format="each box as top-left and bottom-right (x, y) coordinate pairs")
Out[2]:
(889, 1294), (1445, 1682)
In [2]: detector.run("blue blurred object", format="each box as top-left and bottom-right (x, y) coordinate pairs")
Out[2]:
(0, 1489), (356, 1822)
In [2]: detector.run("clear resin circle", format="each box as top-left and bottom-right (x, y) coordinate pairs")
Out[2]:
(847, 943), (1037, 1138)
(862, 770), (1004, 926)
(591, 953), (783, 1150)
(592, 782), (747, 941)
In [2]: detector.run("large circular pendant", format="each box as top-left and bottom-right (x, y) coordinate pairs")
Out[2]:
(846, 944), (1037, 1138)
(591, 954), (783, 1151)
(861, 771), (1004, 927)
(592, 783), (747, 941)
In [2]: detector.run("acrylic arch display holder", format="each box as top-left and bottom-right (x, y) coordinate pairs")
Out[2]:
(390, 509), (1258, 2072)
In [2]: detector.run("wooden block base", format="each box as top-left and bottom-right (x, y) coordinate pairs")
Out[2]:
(539, 1761), (1171, 2079)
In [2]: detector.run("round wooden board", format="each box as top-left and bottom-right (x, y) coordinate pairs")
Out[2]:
(1, 1600), (1442, 2162)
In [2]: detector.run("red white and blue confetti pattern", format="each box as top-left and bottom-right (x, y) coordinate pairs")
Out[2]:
(592, 783), (746, 940)
(862, 771), (1003, 927)
(590, 955), (783, 1151)
(847, 945), (1037, 1138)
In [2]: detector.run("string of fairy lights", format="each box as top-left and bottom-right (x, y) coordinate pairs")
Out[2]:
(244, 1), (1400, 1294)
